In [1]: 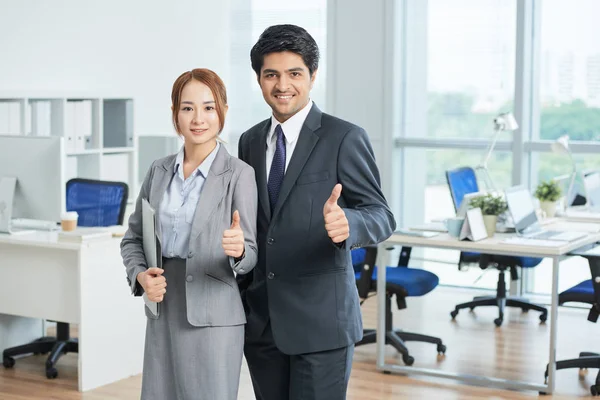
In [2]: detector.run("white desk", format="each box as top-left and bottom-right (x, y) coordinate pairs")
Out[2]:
(0, 231), (146, 391)
(379, 221), (600, 394)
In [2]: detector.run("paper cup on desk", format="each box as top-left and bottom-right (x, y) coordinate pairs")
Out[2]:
(61, 211), (78, 232)
(445, 217), (465, 238)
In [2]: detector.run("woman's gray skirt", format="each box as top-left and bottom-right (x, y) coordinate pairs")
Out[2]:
(141, 257), (244, 400)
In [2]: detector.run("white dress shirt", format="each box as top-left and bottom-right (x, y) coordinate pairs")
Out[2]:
(266, 99), (313, 180)
(159, 143), (220, 258)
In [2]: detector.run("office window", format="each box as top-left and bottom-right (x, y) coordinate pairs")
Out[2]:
(423, 0), (517, 139)
(228, 0), (327, 142)
(539, 0), (600, 141)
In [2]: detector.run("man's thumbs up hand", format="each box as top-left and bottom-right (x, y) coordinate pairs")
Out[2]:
(223, 210), (245, 258)
(323, 184), (349, 244)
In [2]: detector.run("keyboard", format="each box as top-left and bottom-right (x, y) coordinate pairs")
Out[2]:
(527, 230), (588, 242)
(529, 230), (562, 239)
(11, 218), (60, 231)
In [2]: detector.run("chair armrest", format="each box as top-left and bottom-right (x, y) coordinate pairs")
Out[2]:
(356, 245), (378, 299)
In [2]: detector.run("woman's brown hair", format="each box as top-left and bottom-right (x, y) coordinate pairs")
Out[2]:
(171, 68), (228, 135)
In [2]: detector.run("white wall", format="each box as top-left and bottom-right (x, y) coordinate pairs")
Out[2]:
(0, 0), (231, 136)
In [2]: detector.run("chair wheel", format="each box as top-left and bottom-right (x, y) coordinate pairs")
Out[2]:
(494, 318), (503, 327)
(540, 314), (548, 323)
(46, 367), (58, 379)
(469, 307), (475, 311)
(383, 370), (391, 375)
(3, 356), (15, 368)
(402, 354), (415, 366)
(437, 344), (447, 354)
(591, 384), (599, 396)
(521, 308), (529, 313)
(450, 310), (458, 319)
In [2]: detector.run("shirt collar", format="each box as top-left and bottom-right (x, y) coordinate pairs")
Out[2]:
(174, 142), (220, 178)
(267, 99), (313, 145)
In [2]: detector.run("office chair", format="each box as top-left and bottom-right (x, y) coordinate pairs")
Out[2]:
(2, 178), (128, 379)
(353, 246), (446, 366)
(446, 167), (548, 326)
(544, 252), (600, 396)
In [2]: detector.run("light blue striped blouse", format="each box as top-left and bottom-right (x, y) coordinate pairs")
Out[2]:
(159, 143), (220, 258)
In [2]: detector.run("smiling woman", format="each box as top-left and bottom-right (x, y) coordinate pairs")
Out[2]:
(120, 67), (259, 400)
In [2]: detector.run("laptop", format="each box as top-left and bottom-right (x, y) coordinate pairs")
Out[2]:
(505, 186), (588, 242)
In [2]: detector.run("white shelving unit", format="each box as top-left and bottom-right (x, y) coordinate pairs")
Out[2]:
(0, 93), (138, 203)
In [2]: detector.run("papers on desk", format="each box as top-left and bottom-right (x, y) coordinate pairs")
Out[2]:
(396, 228), (440, 238)
(502, 237), (566, 247)
(58, 228), (112, 242)
(410, 222), (447, 233)
(142, 199), (161, 318)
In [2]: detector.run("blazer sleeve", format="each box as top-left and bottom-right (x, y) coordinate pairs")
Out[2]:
(337, 127), (396, 249)
(229, 162), (258, 275)
(120, 161), (155, 296)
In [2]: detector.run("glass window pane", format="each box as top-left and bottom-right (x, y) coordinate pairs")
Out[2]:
(424, 0), (517, 138)
(534, 152), (600, 202)
(539, 0), (600, 141)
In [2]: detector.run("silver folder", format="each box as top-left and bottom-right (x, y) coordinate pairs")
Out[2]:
(142, 198), (161, 317)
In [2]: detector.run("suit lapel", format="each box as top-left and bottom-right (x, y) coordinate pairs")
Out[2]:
(190, 145), (231, 240)
(272, 104), (322, 220)
(150, 156), (176, 245)
(252, 122), (271, 222)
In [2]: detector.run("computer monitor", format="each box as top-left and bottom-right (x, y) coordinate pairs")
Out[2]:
(504, 186), (539, 233)
(583, 170), (600, 211)
(0, 135), (65, 222)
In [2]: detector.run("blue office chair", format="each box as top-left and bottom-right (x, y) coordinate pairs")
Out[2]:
(544, 251), (600, 396)
(353, 246), (446, 366)
(446, 167), (548, 326)
(2, 178), (128, 379)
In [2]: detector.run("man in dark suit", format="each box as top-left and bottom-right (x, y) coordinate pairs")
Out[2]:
(237, 24), (396, 400)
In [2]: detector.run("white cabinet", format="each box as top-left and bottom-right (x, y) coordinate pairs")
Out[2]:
(0, 93), (137, 202)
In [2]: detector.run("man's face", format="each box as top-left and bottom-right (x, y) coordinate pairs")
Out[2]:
(258, 51), (316, 123)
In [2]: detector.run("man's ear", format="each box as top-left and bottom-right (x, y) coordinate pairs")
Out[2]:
(309, 68), (318, 89)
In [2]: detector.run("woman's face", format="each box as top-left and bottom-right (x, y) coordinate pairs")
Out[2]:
(176, 80), (224, 146)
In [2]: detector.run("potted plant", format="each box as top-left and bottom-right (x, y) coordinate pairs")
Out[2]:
(534, 180), (562, 218)
(469, 193), (508, 237)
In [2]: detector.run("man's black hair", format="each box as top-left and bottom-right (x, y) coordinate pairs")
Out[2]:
(250, 24), (319, 76)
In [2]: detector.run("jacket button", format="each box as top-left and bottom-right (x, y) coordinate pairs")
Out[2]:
(186, 275), (193, 282)
(267, 238), (274, 245)
(268, 272), (275, 279)
(188, 251), (193, 258)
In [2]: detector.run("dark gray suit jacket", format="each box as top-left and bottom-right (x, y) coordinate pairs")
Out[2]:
(238, 103), (396, 355)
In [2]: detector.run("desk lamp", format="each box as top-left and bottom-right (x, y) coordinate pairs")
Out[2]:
(476, 112), (519, 191)
(551, 134), (577, 210)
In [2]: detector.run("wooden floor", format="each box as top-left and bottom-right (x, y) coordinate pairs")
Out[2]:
(1, 286), (599, 399)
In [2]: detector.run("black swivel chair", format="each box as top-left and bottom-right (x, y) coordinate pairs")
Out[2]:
(2, 178), (128, 379)
(352, 246), (446, 366)
(544, 249), (600, 396)
(446, 167), (548, 326)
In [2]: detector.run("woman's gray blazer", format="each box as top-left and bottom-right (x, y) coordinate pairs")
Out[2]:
(121, 144), (258, 326)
